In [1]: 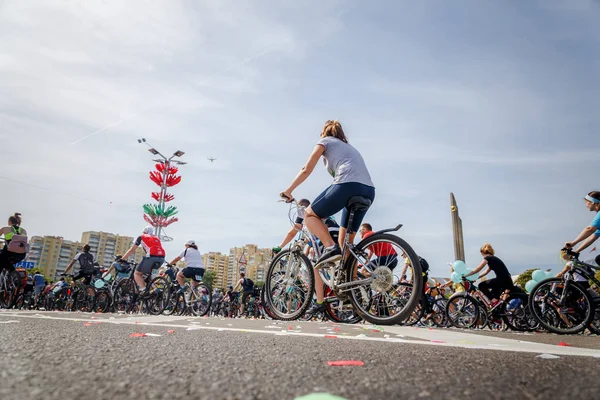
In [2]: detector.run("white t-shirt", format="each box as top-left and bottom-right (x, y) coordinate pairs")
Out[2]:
(179, 247), (204, 269)
(317, 136), (374, 187)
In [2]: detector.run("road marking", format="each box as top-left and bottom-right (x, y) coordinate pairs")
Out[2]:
(1, 311), (599, 358)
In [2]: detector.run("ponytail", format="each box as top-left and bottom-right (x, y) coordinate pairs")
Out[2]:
(320, 120), (348, 143)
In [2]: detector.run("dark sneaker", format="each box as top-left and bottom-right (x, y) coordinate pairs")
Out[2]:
(315, 245), (342, 269)
(305, 301), (326, 317)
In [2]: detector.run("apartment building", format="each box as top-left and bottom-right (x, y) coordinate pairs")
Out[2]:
(202, 252), (229, 289)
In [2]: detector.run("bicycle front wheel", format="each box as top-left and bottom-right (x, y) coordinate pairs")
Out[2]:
(345, 234), (423, 325)
(189, 283), (212, 317)
(446, 294), (480, 329)
(264, 250), (315, 321)
(528, 278), (594, 334)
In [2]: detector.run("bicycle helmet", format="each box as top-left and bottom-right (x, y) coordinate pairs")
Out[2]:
(143, 226), (154, 235)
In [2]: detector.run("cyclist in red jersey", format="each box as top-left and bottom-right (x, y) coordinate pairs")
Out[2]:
(359, 223), (398, 273)
(120, 226), (165, 294)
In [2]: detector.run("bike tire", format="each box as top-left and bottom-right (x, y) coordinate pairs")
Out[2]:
(502, 292), (535, 332)
(146, 276), (170, 315)
(345, 234), (423, 326)
(431, 298), (449, 328)
(94, 290), (111, 313)
(260, 286), (279, 320)
(528, 278), (594, 335)
(189, 283), (212, 317)
(114, 279), (137, 313)
(446, 293), (480, 329)
(264, 249), (315, 321)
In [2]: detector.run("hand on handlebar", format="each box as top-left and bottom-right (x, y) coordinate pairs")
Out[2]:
(279, 191), (294, 203)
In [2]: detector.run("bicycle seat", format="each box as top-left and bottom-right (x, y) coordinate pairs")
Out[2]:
(347, 196), (372, 211)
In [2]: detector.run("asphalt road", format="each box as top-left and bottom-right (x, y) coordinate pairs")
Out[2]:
(1, 310), (599, 400)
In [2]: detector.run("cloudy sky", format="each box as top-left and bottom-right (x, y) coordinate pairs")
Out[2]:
(1, 0), (599, 276)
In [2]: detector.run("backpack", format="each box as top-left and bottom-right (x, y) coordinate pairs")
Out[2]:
(419, 257), (430, 274)
(243, 278), (254, 292)
(16, 268), (28, 288)
(7, 227), (28, 254)
(78, 252), (95, 274)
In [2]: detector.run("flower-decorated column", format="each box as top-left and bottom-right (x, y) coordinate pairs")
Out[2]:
(143, 162), (182, 241)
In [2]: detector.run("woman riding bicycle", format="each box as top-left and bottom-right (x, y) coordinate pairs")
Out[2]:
(280, 120), (375, 315)
(557, 191), (600, 284)
(563, 191), (600, 262)
(0, 213), (28, 274)
(464, 243), (514, 305)
(167, 240), (205, 293)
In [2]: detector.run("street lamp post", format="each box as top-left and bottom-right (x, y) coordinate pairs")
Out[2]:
(138, 138), (186, 241)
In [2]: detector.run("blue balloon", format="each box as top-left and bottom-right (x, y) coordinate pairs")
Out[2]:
(531, 269), (546, 283)
(451, 271), (462, 283)
(453, 260), (467, 274)
(545, 270), (554, 279)
(525, 279), (537, 293)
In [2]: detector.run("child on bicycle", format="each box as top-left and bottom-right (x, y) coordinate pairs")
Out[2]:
(464, 243), (514, 305)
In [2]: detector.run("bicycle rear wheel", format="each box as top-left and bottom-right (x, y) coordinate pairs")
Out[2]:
(145, 276), (170, 315)
(345, 234), (423, 325)
(114, 279), (137, 313)
(189, 283), (212, 317)
(94, 290), (112, 313)
(264, 250), (314, 321)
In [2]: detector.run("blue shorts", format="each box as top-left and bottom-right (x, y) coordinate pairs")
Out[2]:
(182, 267), (205, 282)
(311, 182), (375, 233)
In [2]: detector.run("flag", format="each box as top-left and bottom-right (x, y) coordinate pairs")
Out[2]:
(591, 247), (597, 252)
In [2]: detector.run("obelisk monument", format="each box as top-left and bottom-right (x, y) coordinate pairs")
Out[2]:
(450, 193), (465, 262)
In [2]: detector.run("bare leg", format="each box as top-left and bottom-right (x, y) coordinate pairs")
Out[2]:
(314, 272), (326, 302)
(134, 271), (146, 291)
(304, 207), (335, 248)
(176, 271), (185, 287)
(338, 227), (357, 248)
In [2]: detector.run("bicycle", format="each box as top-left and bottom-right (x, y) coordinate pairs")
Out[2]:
(164, 265), (212, 317)
(403, 284), (449, 328)
(264, 195), (423, 325)
(446, 277), (535, 331)
(528, 248), (600, 335)
(113, 260), (169, 315)
(0, 269), (21, 309)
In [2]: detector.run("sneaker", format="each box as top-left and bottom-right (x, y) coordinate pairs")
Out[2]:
(314, 245), (342, 269)
(305, 301), (326, 317)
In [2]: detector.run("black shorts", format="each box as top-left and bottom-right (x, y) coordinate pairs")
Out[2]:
(138, 256), (165, 275)
(242, 291), (253, 303)
(0, 249), (25, 273)
(182, 267), (205, 282)
(73, 272), (93, 286)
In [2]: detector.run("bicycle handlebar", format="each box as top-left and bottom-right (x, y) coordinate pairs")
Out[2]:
(279, 192), (295, 203)
(562, 248), (580, 259)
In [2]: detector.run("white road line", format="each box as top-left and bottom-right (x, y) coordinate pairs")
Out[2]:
(1, 312), (599, 358)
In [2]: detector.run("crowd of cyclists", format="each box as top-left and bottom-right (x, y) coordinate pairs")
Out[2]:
(1, 120), (599, 336)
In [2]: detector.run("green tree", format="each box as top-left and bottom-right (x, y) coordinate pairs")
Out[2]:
(255, 281), (264, 289)
(515, 268), (537, 289)
(202, 270), (217, 288)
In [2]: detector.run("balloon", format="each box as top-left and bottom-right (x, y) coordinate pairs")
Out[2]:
(525, 279), (537, 293)
(451, 271), (462, 283)
(531, 269), (546, 282)
(545, 270), (554, 279)
(453, 261), (467, 274)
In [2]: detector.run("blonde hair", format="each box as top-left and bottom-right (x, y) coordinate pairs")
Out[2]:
(480, 243), (495, 256)
(320, 120), (348, 143)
